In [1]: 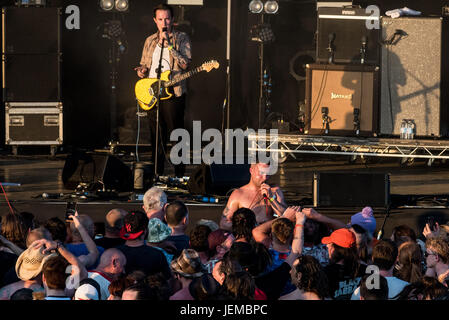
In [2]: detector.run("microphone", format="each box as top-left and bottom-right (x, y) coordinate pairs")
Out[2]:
(162, 26), (171, 46)
(361, 35), (367, 48)
(395, 29), (407, 37)
(383, 29), (408, 46)
(360, 35), (367, 64)
(327, 33), (335, 64)
(353, 108), (360, 135)
(42, 192), (63, 199)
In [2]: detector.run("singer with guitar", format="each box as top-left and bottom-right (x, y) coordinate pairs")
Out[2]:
(219, 163), (288, 231)
(134, 3), (191, 177)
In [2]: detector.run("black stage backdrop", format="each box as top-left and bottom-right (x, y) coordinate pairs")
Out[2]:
(0, 0), (447, 148)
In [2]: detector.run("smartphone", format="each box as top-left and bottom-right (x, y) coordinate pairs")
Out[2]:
(65, 201), (77, 221)
(426, 216), (436, 231)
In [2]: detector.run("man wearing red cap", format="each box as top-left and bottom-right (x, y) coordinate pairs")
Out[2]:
(116, 211), (171, 279)
(322, 228), (367, 300)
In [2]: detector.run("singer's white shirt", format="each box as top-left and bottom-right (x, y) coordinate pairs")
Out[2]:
(149, 44), (171, 79)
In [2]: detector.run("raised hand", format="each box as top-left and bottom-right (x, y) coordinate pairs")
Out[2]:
(282, 206), (302, 222)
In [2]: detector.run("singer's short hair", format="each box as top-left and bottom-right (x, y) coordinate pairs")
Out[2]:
(153, 3), (174, 18)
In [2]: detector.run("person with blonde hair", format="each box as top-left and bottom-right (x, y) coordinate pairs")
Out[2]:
(425, 238), (449, 286)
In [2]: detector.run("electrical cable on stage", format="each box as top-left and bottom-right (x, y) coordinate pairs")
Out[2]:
(0, 182), (15, 214)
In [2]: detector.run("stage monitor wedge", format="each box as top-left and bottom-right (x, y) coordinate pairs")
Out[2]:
(188, 163), (250, 196)
(62, 152), (133, 192)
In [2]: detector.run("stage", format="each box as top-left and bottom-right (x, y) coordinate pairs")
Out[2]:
(1, 145), (449, 239)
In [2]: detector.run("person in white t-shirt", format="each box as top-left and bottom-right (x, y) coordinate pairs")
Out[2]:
(351, 240), (408, 300)
(88, 248), (126, 300)
(134, 3), (191, 177)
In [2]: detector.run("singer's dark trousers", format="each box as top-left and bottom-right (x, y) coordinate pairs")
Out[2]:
(148, 94), (186, 177)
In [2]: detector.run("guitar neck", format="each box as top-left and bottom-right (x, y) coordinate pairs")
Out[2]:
(164, 66), (204, 87)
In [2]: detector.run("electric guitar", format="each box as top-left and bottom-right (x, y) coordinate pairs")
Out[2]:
(135, 60), (219, 111)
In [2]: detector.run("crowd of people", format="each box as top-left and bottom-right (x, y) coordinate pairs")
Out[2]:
(1, 181), (449, 301)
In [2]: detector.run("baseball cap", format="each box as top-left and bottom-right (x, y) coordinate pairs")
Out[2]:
(119, 211), (148, 240)
(350, 206), (376, 234)
(147, 218), (171, 243)
(321, 228), (356, 248)
(74, 283), (100, 300)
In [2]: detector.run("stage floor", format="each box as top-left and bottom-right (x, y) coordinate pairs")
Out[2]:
(2, 151), (449, 200)
(1, 150), (449, 237)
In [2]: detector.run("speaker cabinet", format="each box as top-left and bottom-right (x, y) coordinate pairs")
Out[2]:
(305, 63), (379, 136)
(313, 172), (390, 208)
(380, 17), (449, 137)
(316, 7), (380, 64)
(62, 152), (133, 192)
(2, 7), (61, 54)
(2, 7), (61, 102)
(3, 54), (60, 101)
(188, 164), (250, 196)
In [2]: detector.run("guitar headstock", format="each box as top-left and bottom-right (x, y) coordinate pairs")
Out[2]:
(202, 60), (220, 72)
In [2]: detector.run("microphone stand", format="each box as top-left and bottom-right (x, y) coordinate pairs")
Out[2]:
(153, 35), (166, 184)
(353, 108), (360, 136)
(327, 36), (335, 64)
(377, 204), (391, 240)
(360, 41), (367, 65)
(322, 107), (330, 135)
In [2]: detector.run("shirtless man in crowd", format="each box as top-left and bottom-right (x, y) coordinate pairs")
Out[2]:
(219, 163), (287, 231)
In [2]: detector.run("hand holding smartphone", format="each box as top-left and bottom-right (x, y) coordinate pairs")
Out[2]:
(65, 201), (77, 222)
(426, 216), (436, 232)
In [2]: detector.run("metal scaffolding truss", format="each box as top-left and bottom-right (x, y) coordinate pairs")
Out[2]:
(248, 133), (449, 163)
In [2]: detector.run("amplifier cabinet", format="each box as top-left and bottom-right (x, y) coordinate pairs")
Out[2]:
(305, 63), (379, 136)
(5, 102), (63, 145)
(316, 7), (381, 64)
(380, 17), (449, 137)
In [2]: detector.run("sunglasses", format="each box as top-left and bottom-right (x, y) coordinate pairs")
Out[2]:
(424, 251), (437, 258)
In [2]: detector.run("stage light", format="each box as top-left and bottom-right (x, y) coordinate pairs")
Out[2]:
(250, 23), (275, 43)
(264, 1), (279, 14)
(99, 0), (129, 12)
(249, 0), (263, 14)
(15, 0), (46, 7)
(99, 0), (114, 11)
(115, 0), (129, 12)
